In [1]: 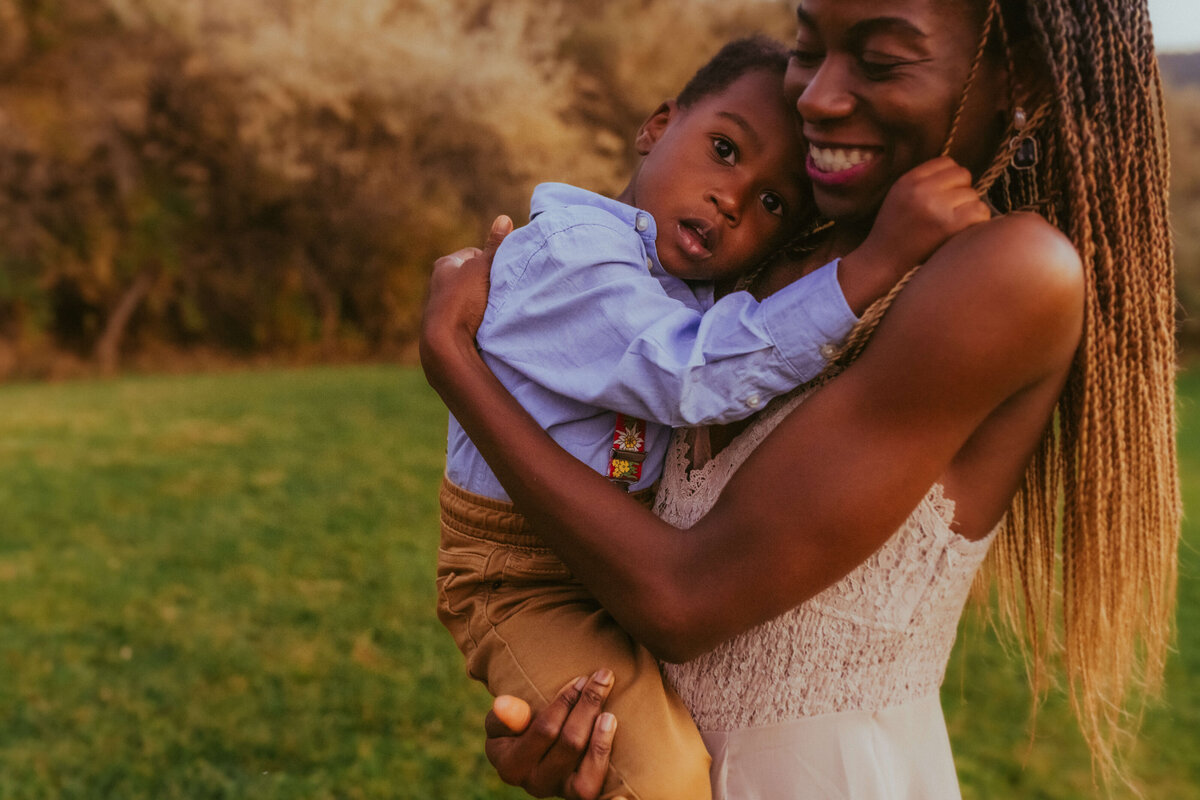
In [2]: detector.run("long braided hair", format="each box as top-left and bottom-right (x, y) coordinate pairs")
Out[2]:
(985, 0), (1178, 782)
(812, 0), (1179, 782)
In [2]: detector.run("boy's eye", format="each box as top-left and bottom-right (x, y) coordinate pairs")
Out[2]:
(760, 191), (786, 218)
(712, 136), (737, 165)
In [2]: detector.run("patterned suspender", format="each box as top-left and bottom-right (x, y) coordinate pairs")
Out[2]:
(607, 413), (647, 488)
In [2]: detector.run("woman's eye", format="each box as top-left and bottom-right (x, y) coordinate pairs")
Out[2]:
(760, 191), (785, 218)
(860, 55), (915, 80)
(862, 61), (898, 79)
(789, 49), (823, 68)
(712, 137), (737, 165)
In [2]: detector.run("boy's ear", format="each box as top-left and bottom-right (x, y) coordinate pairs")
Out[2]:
(634, 100), (677, 156)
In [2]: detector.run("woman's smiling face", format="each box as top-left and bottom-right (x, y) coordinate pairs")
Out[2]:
(784, 0), (1004, 227)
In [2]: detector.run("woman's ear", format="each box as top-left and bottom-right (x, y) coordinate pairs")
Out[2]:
(634, 101), (677, 156)
(1002, 35), (1053, 114)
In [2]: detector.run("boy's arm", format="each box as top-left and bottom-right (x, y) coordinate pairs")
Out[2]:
(483, 158), (991, 429)
(484, 215), (856, 428)
(594, 262), (855, 425)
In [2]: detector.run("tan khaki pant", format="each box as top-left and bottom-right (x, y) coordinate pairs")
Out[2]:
(436, 478), (712, 800)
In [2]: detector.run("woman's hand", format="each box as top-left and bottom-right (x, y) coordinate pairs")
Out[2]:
(419, 215), (512, 383)
(484, 670), (624, 800)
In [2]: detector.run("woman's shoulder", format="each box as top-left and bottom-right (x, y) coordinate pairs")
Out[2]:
(943, 211), (1082, 303)
(923, 211), (1083, 337)
(874, 212), (1084, 387)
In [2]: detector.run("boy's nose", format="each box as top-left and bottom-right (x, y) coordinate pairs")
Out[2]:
(707, 184), (743, 224)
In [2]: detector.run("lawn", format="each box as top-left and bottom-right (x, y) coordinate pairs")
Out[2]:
(0, 364), (1194, 798)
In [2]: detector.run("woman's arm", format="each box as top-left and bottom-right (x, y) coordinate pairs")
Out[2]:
(423, 213), (1083, 663)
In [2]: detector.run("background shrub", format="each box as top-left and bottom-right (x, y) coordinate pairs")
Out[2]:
(0, 0), (1194, 374)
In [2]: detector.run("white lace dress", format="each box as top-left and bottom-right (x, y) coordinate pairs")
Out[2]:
(655, 389), (998, 800)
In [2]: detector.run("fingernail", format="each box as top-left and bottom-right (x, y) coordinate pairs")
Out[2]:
(594, 668), (613, 686)
(599, 712), (616, 733)
(573, 675), (588, 691)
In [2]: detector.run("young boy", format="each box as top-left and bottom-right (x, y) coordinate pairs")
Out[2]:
(436, 37), (985, 800)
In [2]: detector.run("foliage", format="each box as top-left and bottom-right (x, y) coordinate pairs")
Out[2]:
(0, 0), (793, 375)
(0, 1), (1195, 373)
(0, 364), (1197, 797)
(1169, 85), (1200, 346)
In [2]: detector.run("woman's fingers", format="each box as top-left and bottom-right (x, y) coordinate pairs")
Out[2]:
(434, 246), (482, 271)
(485, 695), (533, 738)
(483, 214), (514, 258)
(484, 677), (583, 793)
(482, 670), (618, 799)
(533, 669), (614, 794)
(421, 214), (514, 358)
(563, 712), (618, 800)
(431, 214), (511, 271)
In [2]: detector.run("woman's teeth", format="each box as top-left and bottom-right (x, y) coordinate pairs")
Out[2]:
(809, 146), (875, 173)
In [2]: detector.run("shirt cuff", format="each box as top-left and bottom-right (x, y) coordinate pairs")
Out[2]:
(761, 258), (859, 383)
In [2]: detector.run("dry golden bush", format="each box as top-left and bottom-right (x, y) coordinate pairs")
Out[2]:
(0, 0), (796, 371)
(22, 2), (1200, 369)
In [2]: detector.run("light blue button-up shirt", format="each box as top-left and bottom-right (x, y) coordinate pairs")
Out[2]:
(446, 183), (857, 501)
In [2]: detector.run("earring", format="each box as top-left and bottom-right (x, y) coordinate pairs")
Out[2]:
(1009, 106), (1039, 170)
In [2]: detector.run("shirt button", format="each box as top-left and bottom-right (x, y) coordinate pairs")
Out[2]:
(635, 214), (650, 232)
(819, 343), (838, 360)
(746, 394), (761, 408)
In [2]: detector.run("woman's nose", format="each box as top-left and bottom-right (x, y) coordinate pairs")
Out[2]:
(794, 58), (855, 123)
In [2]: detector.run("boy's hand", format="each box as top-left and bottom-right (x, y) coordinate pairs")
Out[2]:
(839, 157), (990, 315)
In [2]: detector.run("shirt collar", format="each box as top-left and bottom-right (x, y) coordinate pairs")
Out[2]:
(529, 183), (712, 309)
(531, 182), (662, 267)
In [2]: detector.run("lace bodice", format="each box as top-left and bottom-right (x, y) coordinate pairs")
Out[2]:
(656, 389), (998, 732)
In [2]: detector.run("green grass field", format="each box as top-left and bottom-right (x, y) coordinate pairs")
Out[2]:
(0, 364), (1195, 799)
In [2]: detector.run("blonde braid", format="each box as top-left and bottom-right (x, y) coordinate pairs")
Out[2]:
(976, 0), (1180, 785)
(941, 0), (998, 158)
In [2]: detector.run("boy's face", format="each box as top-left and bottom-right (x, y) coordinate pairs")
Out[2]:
(628, 69), (811, 282)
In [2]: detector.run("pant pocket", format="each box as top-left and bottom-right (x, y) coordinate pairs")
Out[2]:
(482, 548), (580, 627)
(435, 547), (489, 657)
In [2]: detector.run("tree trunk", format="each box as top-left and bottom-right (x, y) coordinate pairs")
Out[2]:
(301, 249), (340, 356)
(94, 268), (155, 375)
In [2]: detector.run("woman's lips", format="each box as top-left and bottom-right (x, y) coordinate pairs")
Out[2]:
(676, 220), (712, 260)
(806, 144), (879, 187)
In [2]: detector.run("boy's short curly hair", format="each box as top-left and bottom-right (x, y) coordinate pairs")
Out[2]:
(676, 35), (790, 109)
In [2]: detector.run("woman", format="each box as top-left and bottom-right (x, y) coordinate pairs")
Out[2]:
(421, 0), (1179, 796)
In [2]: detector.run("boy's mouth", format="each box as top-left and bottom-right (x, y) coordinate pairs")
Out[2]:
(677, 219), (713, 260)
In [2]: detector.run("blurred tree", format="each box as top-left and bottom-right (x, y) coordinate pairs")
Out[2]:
(0, 0), (1191, 375)
(1167, 86), (1200, 347)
